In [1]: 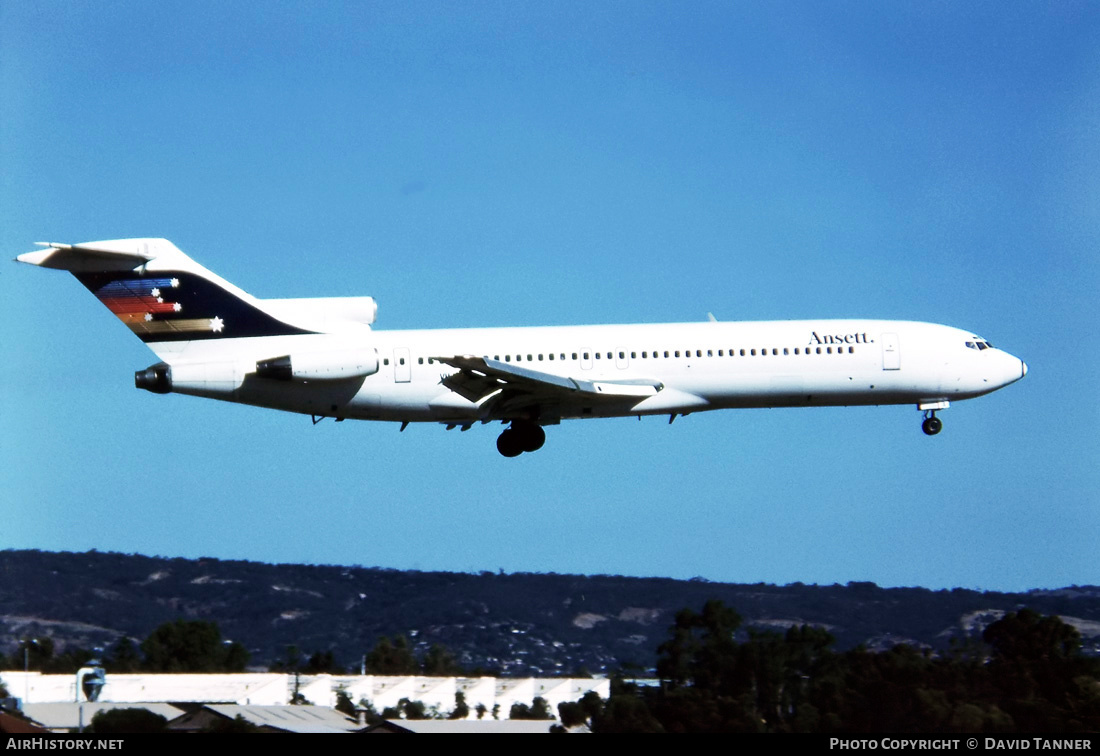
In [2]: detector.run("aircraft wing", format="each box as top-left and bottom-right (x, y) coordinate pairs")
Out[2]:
(434, 355), (663, 411)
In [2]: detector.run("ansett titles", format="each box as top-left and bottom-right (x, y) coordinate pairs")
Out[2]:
(809, 331), (873, 345)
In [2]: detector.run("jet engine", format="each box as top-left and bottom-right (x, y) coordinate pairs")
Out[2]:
(255, 348), (379, 381)
(135, 362), (171, 393)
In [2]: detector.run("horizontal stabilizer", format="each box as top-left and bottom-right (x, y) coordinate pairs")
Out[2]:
(17, 241), (155, 271)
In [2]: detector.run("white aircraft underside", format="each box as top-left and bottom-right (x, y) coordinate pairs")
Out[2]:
(17, 239), (1028, 457)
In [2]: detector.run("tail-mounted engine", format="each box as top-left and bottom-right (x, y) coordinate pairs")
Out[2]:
(135, 363), (171, 394)
(255, 348), (379, 381)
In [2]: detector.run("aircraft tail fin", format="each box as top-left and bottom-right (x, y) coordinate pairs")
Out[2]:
(17, 238), (318, 345)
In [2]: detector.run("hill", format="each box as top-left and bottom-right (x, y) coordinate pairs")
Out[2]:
(2, 550), (1098, 675)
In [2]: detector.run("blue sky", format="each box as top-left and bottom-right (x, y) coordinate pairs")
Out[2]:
(3, 1), (1097, 592)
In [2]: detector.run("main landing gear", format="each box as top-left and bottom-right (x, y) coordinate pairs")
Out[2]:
(921, 411), (943, 436)
(497, 421), (546, 457)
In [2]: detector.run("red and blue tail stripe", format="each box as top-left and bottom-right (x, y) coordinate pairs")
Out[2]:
(75, 270), (315, 342)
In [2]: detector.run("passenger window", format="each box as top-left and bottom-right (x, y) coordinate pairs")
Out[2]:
(384, 358), (390, 365)
(400, 358), (406, 365)
(794, 348), (800, 355)
(548, 354), (554, 360)
(664, 351), (670, 358)
(505, 355), (511, 362)
(783, 348), (788, 355)
(619, 352), (625, 359)
(751, 349), (756, 356)
(418, 357), (423, 364)
(675, 351), (680, 358)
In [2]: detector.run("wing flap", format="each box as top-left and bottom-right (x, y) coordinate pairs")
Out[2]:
(435, 355), (662, 405)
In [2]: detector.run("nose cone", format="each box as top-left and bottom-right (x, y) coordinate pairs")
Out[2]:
(996, 351), (1027, 389)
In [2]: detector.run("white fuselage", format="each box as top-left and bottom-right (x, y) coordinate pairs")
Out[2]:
(16, 240), (1028, 451)
(154, 319), (1028, 425)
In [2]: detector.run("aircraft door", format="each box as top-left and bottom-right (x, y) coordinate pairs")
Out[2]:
(881, 333), (900, 370)
(581, 348), (593, 370)
(615, 349), (629, 370)
(394, 347), (411, 382)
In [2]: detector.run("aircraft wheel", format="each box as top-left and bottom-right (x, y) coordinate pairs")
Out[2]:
(519, 423), (545, 453)
(497, 429), (523, 457)
(922, 416), (943, 436)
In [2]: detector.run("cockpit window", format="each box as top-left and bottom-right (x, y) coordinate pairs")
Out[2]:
(966, 339), (995, 350)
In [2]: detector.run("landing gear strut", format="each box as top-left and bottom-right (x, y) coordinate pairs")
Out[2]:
(497, 421), (546, 457)
(921, 411), (943, 436)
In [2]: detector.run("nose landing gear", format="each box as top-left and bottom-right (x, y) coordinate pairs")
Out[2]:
(921, 411), (943, 436)
(496, 421), (546, 457)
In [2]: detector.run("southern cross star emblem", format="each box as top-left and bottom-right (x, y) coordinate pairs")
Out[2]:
(210, 316), (225, 333)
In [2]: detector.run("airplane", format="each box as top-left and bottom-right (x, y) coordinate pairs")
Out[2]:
(16, 238), (1027, 457)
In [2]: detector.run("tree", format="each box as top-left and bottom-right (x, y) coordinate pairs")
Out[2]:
(364, 635), (418, 675)
(984, 609), (1082, 663)
(140, 620), (249, 673)
(90, 708), (168, 734)
(304, 650), (343, 675)
(335, 689), (356, 717)
(982, 609), (1099, 731)
(656, 599), (743, 693)
(383, 698), (432, 720)
(449, 691), (470, 720)
(510, 696), (554, 720)
(106, 638), (141, 673)
(421, 643), (462, 676)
